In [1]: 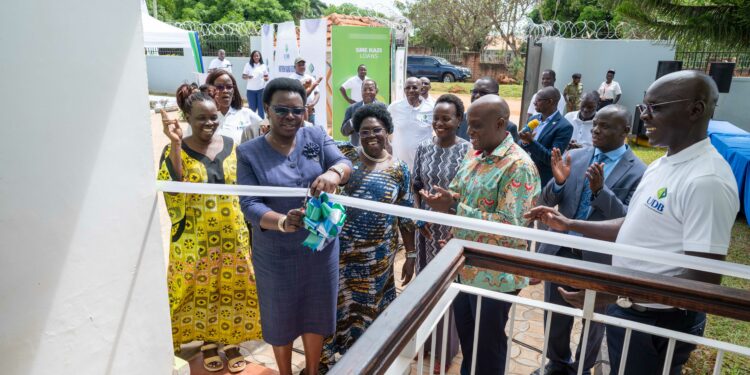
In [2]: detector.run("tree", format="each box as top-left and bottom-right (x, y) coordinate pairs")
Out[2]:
(149, 0), (318, 24)
(529, 0), (615, 24)
(324, 2), (386, 18)
(485, 0), (538, 55)
(403, 0), (495, 51)
(613, 0), (750, 49)
(402, 0), (534, 54)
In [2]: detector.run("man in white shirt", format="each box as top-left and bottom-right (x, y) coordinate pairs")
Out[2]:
(290, 56), (322, 125)
(339, 64), (368, 104)
(419, 77), (435, 106)
(565, 92), (598, 149)
(525, 70), (739, 374)
(388, 77), (435, 172)
(528, 69), (566, 119)
(208, 49), (232, 73)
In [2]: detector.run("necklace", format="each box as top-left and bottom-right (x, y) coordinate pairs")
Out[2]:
(360, 147), (389, 163)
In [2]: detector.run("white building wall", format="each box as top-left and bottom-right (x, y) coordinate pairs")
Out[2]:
(536, 38), (675, 119)
(715, 77), (750, 132)
(0, 1), (173, 374)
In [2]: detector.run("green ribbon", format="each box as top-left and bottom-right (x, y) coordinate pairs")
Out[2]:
(302, 192), (347, 251)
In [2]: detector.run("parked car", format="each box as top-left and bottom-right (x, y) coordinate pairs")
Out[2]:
(406, 55), (472, 82)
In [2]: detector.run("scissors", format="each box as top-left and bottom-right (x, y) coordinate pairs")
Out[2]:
(302, 182), (312, 208)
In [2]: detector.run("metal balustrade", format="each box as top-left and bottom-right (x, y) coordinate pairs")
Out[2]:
(330, 240), (750, 375)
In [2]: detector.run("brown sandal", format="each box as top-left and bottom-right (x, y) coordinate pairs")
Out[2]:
(223, 345), (247, 373)
(200, 343), (224, 372)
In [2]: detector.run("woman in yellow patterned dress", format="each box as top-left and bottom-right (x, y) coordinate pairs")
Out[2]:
(159, 92), (262, 373)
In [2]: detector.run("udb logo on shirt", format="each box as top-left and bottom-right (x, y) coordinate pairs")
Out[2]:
(646, 187), (667, 213)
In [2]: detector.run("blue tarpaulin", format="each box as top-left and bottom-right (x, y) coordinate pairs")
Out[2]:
(708, 120), (750, 224)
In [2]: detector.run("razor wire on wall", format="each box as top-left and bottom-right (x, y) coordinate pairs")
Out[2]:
(525, 20), (642, 42)
(170, 21), (260, 56)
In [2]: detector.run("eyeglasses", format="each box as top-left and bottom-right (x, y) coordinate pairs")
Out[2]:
(214, 84), (234, 92)
(637, 99), (692, 115)
(271, 105), (306, 117)
(471, 89), (499, 96)
(359, 127), (386, 137)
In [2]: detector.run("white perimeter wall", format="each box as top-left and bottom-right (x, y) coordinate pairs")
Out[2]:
(715, 77), (750, 132)
(535, 38), (675, 120)
(0, 1), (173, 374)
(147, 56), (252, 94)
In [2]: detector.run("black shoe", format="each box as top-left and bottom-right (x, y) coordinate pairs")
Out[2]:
(530, 363), (570, 375)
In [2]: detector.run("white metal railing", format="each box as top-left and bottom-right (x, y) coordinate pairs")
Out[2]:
(388, 278), (750, 375)
(154, 181), (750, 373)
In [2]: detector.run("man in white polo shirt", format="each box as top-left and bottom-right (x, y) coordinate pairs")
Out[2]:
(525, 70), (739, 374)
(208, 49), (232, 73)
(339, 64), (368, 104)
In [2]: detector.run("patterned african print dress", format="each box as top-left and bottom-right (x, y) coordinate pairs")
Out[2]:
(321, 144), (416, 367)
(413, 137), (471, 272)
(158, 136), (262, 349)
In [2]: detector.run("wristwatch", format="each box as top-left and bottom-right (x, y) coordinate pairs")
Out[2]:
(328, 164), (345, 179)
(616, 296), (633, 309)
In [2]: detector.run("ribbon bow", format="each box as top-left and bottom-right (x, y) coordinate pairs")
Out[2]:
(302, 192), (347, 251)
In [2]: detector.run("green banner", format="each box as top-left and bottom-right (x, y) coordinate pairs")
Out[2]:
(331, 26), (392, 141)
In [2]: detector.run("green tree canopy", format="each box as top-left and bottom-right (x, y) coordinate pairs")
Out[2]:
(529, 0), (615, 23)
(323, 2), (386, 18)
(613, 0), (750, 49)
(146, 0), (318, 24)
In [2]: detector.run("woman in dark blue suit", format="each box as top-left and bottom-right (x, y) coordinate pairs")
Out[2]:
(237, 78), (352, 375)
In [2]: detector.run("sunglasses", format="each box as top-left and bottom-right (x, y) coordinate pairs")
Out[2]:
(359, 127), (386, 137)
(637, 99), (692, 115)
(214, 84), (234, 92)
(271, 105), (306, 117)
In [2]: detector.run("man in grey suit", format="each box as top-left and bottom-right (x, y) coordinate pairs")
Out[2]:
(531, 105), (647, 375)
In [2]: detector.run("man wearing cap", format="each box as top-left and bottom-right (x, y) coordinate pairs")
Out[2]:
(290, 57), (323, 126)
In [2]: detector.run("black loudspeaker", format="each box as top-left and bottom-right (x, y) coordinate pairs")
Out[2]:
(656, 60), (683, 79)
(709, 62), (735, 93)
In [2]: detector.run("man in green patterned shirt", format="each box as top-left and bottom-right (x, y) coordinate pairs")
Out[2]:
(421, 95), (541, 374)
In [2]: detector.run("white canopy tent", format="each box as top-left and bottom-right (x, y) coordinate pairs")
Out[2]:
(141, 0), (204, 103)
(140, 1), (193, 50)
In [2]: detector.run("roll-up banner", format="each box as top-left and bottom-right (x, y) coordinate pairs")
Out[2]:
(274, 21), (298, 78)
(331, 26), (392, 141)
(260, 24), (275, 78)
(299, 18), (328, 130)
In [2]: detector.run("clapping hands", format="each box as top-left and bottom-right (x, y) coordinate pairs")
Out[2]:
(551, 147), (572, 185)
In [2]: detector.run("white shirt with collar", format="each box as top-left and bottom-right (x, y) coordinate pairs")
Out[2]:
(565, 110), (594, 147)
(388, 97), (435, 172)
(243, 63), (269, 91)
(614, 137), (738, 280)
(341, 75), (368, 102)
(527, 92), (567, 116)
(209, 58), (233, 73)
(597, 81), (622, 100)
(183, 107), (262, 145)
(533, 110), (561, 140)
(290, 72), (319, 95)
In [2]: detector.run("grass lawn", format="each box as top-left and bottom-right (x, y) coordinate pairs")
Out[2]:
(632, 144), (750, 374)
(431, 82), (523, 99)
